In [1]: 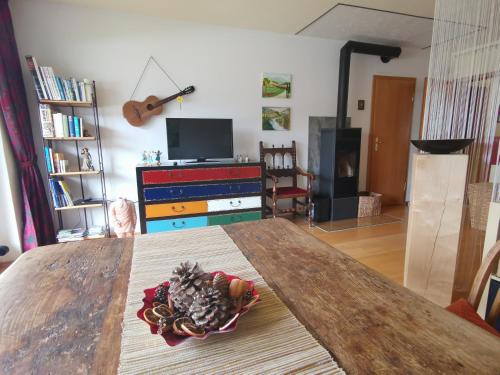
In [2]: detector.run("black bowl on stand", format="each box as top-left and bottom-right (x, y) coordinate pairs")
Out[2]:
(410, 139), (474, 154)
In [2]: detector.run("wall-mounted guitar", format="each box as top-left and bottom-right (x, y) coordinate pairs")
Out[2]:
(122, 86), (195, 127)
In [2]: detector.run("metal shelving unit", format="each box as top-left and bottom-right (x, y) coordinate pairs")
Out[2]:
(36, 81), (110, 240)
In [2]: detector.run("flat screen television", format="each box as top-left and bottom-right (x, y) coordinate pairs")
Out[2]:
(166, 118), (233, 162)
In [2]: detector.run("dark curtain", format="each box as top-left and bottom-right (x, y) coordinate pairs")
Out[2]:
(0, 0), (55, 250)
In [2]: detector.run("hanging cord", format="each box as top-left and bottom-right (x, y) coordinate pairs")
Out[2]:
(129, 56), (182, 100)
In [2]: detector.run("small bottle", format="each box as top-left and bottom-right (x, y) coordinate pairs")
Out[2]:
(244, 155), (249, 163)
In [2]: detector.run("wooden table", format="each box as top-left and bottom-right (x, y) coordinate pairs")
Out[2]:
(0, 219), (498, 374)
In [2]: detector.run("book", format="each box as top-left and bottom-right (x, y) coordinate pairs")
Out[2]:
(62, 115), (69, 138)
(41, 67), (56, 100)
(52, 112), (64, 137)
(79, 82), (86, 101)
(25, 56), (46, 100)
(68, 115), (75, 137)
(48, 147), (55, 172)
(58, 180), (74, 206)
(83, 79), (93, 102)
(55, 76), (66, 101)
(71, 78), (80, 101)
(39, 104), (55, 137)
(78, 117), (83, 137)
(48, 178), (61, 207)
(44, 146), (53, 173)
(48, 67), (61, 100)
(74, 116), (80, 137)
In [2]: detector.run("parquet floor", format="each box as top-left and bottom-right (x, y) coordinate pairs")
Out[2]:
(293, 206), (408, 285)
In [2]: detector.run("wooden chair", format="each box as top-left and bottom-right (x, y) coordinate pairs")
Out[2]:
(259, 141), (315, 223)
(446, 240), (500, 336)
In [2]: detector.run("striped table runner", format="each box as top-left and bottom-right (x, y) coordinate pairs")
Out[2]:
(119, 226), (344, 374)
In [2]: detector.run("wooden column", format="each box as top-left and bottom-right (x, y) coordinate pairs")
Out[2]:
(404, 154), (468, 306)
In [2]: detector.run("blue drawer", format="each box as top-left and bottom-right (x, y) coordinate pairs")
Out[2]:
(146, 216), (208, 233)
(144, 182), (262, 202)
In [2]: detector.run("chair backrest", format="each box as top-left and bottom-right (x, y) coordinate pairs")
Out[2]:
(259, 141), (299, 183)
(467, 240), (500, 326)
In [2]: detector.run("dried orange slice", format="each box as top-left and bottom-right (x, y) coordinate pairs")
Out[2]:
(153, 305), (173, 318)
(219, 313), (240, 331)
(181, 322), (205, 337)
(173, 317), (193, 336)
(143, 308), (161, 325)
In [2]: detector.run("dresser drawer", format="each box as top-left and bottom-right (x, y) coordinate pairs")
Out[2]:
(208, 211), (261, 226)
(143, 166), (262, 184)
(145, 201), (208, 219)
(146, 216), (208, 233)
(207, 196), (261, 212)
(143, 182), (262, 202)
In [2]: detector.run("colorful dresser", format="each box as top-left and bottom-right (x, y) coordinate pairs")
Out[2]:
(136, 162), (265, 234)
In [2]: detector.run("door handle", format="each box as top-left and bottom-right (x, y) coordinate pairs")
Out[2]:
(375, 137), (383, 152)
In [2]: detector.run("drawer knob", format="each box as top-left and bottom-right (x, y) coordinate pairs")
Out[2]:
(172, 221), (186, 228)
(229, 200), (242, 207)
(171, 205), (186, 212)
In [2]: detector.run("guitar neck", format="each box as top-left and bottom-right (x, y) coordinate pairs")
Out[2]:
(150, 92), (182, 109)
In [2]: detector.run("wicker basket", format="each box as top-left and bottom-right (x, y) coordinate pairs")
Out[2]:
(467, 182), (493, 231)
(358, 192), (382, 218)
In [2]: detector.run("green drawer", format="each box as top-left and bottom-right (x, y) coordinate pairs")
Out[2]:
(208, 211), (261, 225)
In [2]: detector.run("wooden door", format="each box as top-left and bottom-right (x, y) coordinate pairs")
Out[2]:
(368, 75), (416, 206)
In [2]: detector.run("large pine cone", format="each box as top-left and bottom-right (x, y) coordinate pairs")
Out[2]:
(168, 262), (211, 313)
(188, 287), (231, 329)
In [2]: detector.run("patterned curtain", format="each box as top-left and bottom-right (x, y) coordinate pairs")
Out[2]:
(0, 0), (55, 250)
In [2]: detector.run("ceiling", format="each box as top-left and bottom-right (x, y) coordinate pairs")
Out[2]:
(48, 0), (435, 45)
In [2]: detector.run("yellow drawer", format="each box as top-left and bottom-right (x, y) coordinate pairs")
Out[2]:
(145, 201), (208, 218)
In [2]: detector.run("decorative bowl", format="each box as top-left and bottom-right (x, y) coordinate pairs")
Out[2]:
(410, 139), (474, 154)
(137, 271), (260, 346)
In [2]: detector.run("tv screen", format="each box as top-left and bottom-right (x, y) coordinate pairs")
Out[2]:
(166, 118), (233, 161)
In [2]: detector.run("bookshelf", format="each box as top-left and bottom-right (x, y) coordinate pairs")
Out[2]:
(35, 81), (110, 242)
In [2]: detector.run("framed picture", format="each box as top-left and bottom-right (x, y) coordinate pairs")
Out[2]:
(262, 73), (291, 98)
(262, 107), (290, 131)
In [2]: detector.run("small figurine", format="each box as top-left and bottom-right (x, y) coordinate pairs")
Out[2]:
(237, 154), (243, 163)
(142, 151), (148, 165)
(109, 198), (136, 238)
(244, 155), (249, 163)
(148, 150), (155, 165)
(80, 147), (95, 171)
(155, 150), (162, 165)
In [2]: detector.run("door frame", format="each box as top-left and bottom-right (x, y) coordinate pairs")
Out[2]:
(367, 75), (416, 203)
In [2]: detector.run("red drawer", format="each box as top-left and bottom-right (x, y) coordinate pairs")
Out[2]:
(143, 166), (262, 184)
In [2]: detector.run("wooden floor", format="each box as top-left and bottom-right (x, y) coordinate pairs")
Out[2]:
(293, 206), (408, 285)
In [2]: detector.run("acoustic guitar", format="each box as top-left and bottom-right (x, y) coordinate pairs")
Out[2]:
(122, 86), (195, 126)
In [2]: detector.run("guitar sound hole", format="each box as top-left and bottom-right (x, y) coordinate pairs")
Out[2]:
(146, 103), (154, 111)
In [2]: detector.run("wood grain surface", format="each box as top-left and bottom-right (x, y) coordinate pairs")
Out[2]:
(0, 238), (133, 375)
(223, 218), (500, 375)
(0, 219), (498, 375)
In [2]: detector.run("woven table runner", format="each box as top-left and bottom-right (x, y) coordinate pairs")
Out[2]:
(119, 226), (344, 374)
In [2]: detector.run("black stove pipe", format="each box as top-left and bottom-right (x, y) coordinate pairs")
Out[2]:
(336, 41), (402, 129)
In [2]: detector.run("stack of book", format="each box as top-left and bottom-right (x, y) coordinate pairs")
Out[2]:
(25, 55), (93, 102)
(39, 104), (85, 138)
(48, 178), (74, 208)
(57, 228), (86, 242)
(44, 148), (69, 174)
(57, 226), (105, 242)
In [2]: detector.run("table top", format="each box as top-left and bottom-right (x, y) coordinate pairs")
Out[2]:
(0, 218), (499, 374)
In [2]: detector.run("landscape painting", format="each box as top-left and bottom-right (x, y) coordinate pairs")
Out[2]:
(262, 73), (291, 98)
(262, 107), (290, 131)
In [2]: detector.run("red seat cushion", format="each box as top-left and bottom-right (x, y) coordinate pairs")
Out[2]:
(266, 187), (308, 197)
(446, 298), (500, 337)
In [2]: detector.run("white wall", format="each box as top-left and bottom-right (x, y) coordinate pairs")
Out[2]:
(348, 49), (430, 194)
(10, 0), (429, 231)
(0, 117), (22, 261)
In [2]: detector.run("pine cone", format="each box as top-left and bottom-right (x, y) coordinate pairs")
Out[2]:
(213, 273), (230, 296)
(188, 286), (231, 329)
(168, 262), (211, 313)
(153, 283), (169, 304)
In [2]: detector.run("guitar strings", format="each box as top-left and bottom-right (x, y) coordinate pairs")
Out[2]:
(129, 56), (182, 100)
